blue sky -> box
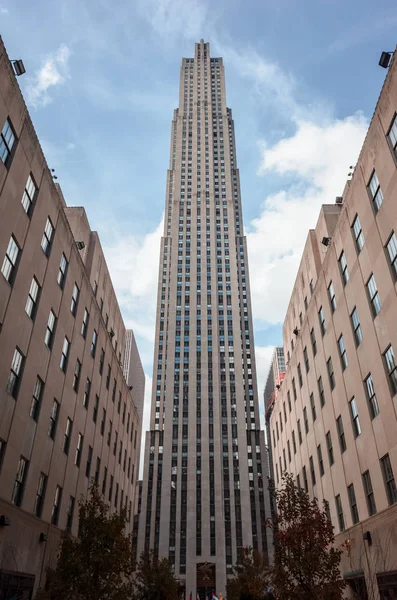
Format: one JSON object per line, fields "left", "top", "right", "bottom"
{"left": 2, "top": 0, "right": 397, "bottom": 443}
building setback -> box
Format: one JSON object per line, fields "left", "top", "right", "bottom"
{"left": 268, "top": 49, "right": 397, "bottom": 599}
{"left": 0, "top": 37, "right": 142, "bottom": 598}
{"left": 138, "top": 40, "right": 272, "bottom": 596}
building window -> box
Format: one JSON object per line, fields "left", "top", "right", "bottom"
{"left": 303, "top": 465, "right": 308, "bottom": 492}
{"left": 48, "top": 399, "right": 59, "bottom": 439}
{"left": 93, "top": 395, "right": 99, "bottom": 423}
{"left": 347, "top": 484, "right": 359, "bottom": 525}
{"left": 352, "top": 215, "right": 365, "bottom": 252}
{"left": 71, "top": 283, "right": 80, "bottom": 316}
{"left": 102, "top": 467, "right": 108, "bottom": 495}
{"left": 91, "top": 330, "right": 98, "bottom": 358}
{"left": 309, "top": 456, "right": 316, "bottom": 486}
{"left": 100, "top": 408, "right": 106, "bottom": 436}
{"left": 362, "top": 470, "right": 377, "bottom": 516}
{"left": 86, "top": 446, "right": 93, "bottom": 477}
{"left": 81, "top": 309, "right": 89, "bottom": 338}
{"left": 368, "top": 170, "right": 383, "bottom": 212}
{"left": 12, "top": 457, "right": 29, "bottom": 506}
{"left": 380, "top": 454, "right": 397, "bottom": 505}
{"left": 1, "top": 235, "right": 20, "bottom": 285}
{"left": 95, "top": 457, "right": 101, "bottom": 485}
{"left": 310, "top": 393, "right": 316, "bottom": 421}
{"left": 34, "top": 473, "right": 47, "bottom": 518}
{"left": 0, "top": 118, "right": 16, "bottom": 165}
{"left": 364, "top": 374, "right": 379, "bottom": 419}
{"left": 303, "top": 407, "right": 309, "bottom": 433}
{"left": 367, "top": 274, "right": 381, "bottom": 317}
{"left": 66, "top": 496, "right": 75, "bottom": 532}
{"left": 287, "top": 390, "right": 292, "bottom": 412}
{"left": 349, "top": 397, "right": 361, "bottom": 438}
{"left": 51, "top": 485, "right": 62, "bottom": 525}
{"left": 106, "top": 365, "right": 111, "bottom": 389}
{"left": 41, "top": 218, "right": 54, "bottom": 256}
{"left": 388, "top": 113, "right": 397, "bottom": 156}
{"left": 384, "top": 345, "right": 397, "bottom": 396}
{"left": 327, "top": 357, "right": 335, "bottom": 390}
{"left": 63, "top": 418, "right": 72, "bottom": 455}
{"left": 73, "top": 359, "right": 81, "bottom": 392}
{"left": 339, "top": 251, "right": 349, "bottom": 285}
{"left": 350, "top": 307, "right": 362, "bottom": 346}
{"left": 25, "top": 277, "right": 40, "bottom": 319}
{"left": 318, "top": 306, "right": 326, "bottom": 335}
{"left": 292, "top": 430, "right": 296, "bottom": 454}
{"left": 57, "top": 253, "right": 68, "bottom": 288}
{"left": 30, "top": 376, "right": 44, "bottom": 421}
{"left": 326, "top": 431, "right": 334, "bottom": 466}
{"left": 328, "top": 282, "right": 336, "bottom": 312}
{"left": 335, "top": 494, "right": 345, "bottom": 532}
{"left": 338, "top": 335, "right": 348, "bottom": 371}
{"left": 45, "top": 309, "right": 57, "bottom": 348}
{"left": 83, "top": 378, "right": 91, "bottom": 409}
{"left": 310, "top": 328, "right": 317, "bottom": 356}
{"left": 297, "top": 420, "right": 302, "bottom": 445}
{"left": 303, "top": 347, "right": 309, "bottom": 373}
{"left": 0, "top": 439, "right": 6, "bottom": 473}
{"left": 386, "top": 232, "right": 397, "bottom": 278}
{"left": 318, "top": 375, "right": 325, "bottom": 407}
{"left": 60, "top": 337, "right": 70, "bottom": 372}
{"left": 75, "top": 433, "right": 83, "bottom": 466}
{"left": 297, "top": 363, "right": 303, "bottom": 387}
{"left": 7, "top": 348, "right": 24, "bottom": 398}
{"left": 292, "top": 377, "right": 297, "bottom": 400}
{"left": 336, "top": 416, "right": 346, "bottom": 453}
{"left": 107, "top": 420, "right": 112, "bottom": 446}
{"left": 21, "top": 174, "right": 37, "bottom": 216}
{"left": 99, "top": 349, "right": 105, "bottom": 375}
{"left": 317, "top": 445, "right": 324, "bottom": 476}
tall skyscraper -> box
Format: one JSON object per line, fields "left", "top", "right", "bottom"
{"left": 138, "top": 40, "right": 271, "bottom": 595}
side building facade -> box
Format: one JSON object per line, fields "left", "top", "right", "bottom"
{"left": 269, "top": 51, "right": 397, "bottom": 599}
{"left": 0, "top": 37, "right": 142, "bottom": 598}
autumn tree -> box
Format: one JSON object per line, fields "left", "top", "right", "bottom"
{"left": 227, "top": 547, "right": 271, "bottom": 600}
{"left": 134, "top": 549, "right": 181, "bottom": 600}
{"left": 268, "top": 473, "right": 345, "bottom": 600}
{"left": 35, "top": 483, "right": 134, "bottom": 600}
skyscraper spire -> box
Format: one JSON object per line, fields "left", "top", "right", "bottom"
{"left": 138, "top": 40, "right": 272, "bottom": 596}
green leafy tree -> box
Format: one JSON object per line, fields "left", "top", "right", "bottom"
{"left": 268, "top": 473, "right": 346, "bottom": 600}
{"left": 227, "top": 547, "right": 271, "bottom": 600}
{"left": 134, "top": 549, "right": 181, "bottom": 600}
{"left": 35, "top": 483, "right": 134, "bottom": 600}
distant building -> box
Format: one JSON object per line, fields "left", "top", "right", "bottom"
{"left": 124, "top": 329, "right": 145, "bottom": 431}
{"left": 269, "top": 49, "right": 397, "bottom": 598}
{"left": 264, "top": 347, "right": 286, "bottom": 414}
{"left": 264, "top": 347, "right": 285, "bottom": 517}
{"left": 0, "top": 36, "right": 142, "bottom": 598}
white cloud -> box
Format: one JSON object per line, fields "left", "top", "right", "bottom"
{"left": 247, "top": 114, "right": 368, "bottom": 326}
{"left": 139, "top": 373, "right": 152, "bottom": 477}
{"left": 136, "top": 0, "right": 208, "bottom": 40}
{"left": 26, "top": 44, "right": 71, "bottom": 108}
{"left": 102, "top": 221, "right": 164, "bottom": 478}
{"left": 103, "top": 218, "right": 163, "bottom": 334}
{"left": 0, "top": 7, "right": 9, "bottom": 14}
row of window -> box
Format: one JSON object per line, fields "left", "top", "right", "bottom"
{"left": 275, "top": 342, "right": 397, "bottom": 456}
{"left": 7, "top": 451, "right": 133, "bottom": 529}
